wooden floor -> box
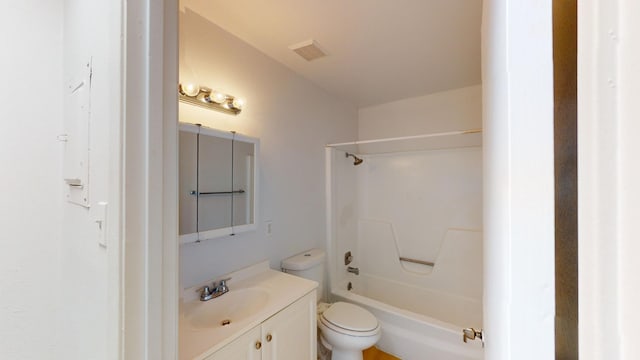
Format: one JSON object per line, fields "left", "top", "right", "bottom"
{"left": 363, "top": 346, "right": 401, "bottom": 360}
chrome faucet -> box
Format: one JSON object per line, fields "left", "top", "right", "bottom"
{"left": 347, "top": 266, "right": 360, "bottom": 275}
{"left": 215, "top": 278, "right": 230, "bottom": 294}
{"left": 200, "top": 277, "right": 231, "bottom": 301}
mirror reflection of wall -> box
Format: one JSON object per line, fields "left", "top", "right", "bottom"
{"left": 178, "top": 123, "right": 258, "bottom": 243}
{"left": 232, "top": 140, "right": 254, "bottom": 227}
{"left": 179, "top": 130, "right": 198, "bottom": 235}
{"left": 198, "top": 135, "right": 233, "bottom": 232}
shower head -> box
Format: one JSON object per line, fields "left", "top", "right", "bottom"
{"left": 345, "top": 152, "right": 363, "bottom": 166}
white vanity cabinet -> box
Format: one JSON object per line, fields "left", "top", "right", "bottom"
{"left": 261, "top": 291, "right": 316, "bottom": 360}
{"left": 204, "top": 326, "right": 262, "bottom": 360}
{"left": 204, "top": 291, "right": 316, "bottom": 360}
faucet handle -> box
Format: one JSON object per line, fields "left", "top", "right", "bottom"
{"left": 216, "top": 277, "right": 232, "bottom": 293}
{"left": 199, "top": 285, "right": 213, "bottom": 301}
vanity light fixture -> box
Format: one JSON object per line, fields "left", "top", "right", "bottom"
{"left": 232, "top": 98, "right": 245, "bottom": 110}
{"left": 178, "top": 83, "right": 244, "bottom": 115}
{"left": 181, "top": 83, "right": 201, "bottom": 97}
{"left": 208, "top": 91, "right": 227, "bottom": 104}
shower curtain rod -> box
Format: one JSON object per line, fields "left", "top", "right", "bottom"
{"left": 326, "top": 128, "right": 482, "bottom": 148}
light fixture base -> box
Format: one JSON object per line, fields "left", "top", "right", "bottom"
{"left": 178, "top": 84, "right": 242, "bottom": 115}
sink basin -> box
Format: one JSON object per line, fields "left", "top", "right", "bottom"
{"left": 185, "top": 288, "right": 270, "bottom": 329}
{"left": 179, "top": 263, "right": 319, "bottom": 360}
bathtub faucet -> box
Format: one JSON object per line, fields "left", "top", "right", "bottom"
{"left": 347, "top": 266, "right": 360, "bottom": 275}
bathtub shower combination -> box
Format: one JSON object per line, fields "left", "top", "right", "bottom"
{"left": 325, "top": 130, "right": 484, "bottom": 360}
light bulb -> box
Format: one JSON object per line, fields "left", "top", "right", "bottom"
{"left": 181, "top": 83, "right": 200, "bottom": 97}
{"left": 208, "top": 91, "right": 227, "bottom": 104}
{"left": 232, "top": 98, "right": 245, "bottom": 110}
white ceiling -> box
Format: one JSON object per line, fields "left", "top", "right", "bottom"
{"left": 181, "top": 0, "right": 482, "bottom": 107}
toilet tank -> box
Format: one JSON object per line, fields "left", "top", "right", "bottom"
{"left": 281, "top": 248, "right": 325, "bottom": 302}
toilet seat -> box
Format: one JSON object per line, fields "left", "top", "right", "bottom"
{"left": 319, "top": 302, "right": 380, "bottom": 337}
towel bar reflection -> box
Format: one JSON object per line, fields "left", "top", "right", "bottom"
{"left": 190, "top": 190, "right": 246, "bottom": 196}
{"left": 399, "top": 257, "right": 435, "bottom": 267}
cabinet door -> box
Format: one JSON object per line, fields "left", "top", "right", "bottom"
{"left": 205, "top": 326, "right": 262, "bottom": 360}
{"left": 262, "top": 291, "right": 316, "bottom": 360}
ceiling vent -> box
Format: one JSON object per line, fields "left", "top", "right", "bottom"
{"left": 289, "top": 39, "right": 327, "bottom": 61}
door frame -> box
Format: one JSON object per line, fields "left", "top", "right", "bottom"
{"left": 120, "top": 0, "right": 640, "bottom": 358}
{"left": 122, "top": 0, "right": 179, "bottom": 358}
{"left": 482, "top": 1, "right": 556, "bottom": 358}
{"left": 578, "top": 0, "right": 640, "bottom": 358}
{"left": 141, "top": 0, "right": 560, "bottom": 359}
{"left": 482, "top": 0, "right": 640, "bottom": 358}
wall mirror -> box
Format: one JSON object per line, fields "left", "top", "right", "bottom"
{"left": 179, "top": 123, "right": 258, "bottom": 244}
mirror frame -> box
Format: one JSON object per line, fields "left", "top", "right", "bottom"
{"left": 178, "top": 123, "right": 259, "bottom": 244}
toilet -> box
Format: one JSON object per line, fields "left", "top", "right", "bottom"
{"left": 281, "top": 249, "right": 381, "bottom": 360}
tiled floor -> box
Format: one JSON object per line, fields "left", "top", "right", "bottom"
{"left": 363, "top": 346, "right": 401, "bottom": 360}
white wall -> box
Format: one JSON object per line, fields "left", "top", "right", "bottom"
{"left": 0, "top": 1, "right": 122, "bottom": 359}
{"left": 0, "top": 2, "right": 63, "bottom": 359}
{"left": 483, "top": 0, "right": 555, "bottom": 359}
{"left": 358, "top": 85, "right": 482, "bottom": 140}
{"left": 59, "top": 0, "right": 122, "bottom": 358}
{"left": 617, "top": 1, "right": 640, "bottom": 357}
{"left": 178, "top": 8, "right": 358, "bottom": 288}
{"left": 579, "top": 0, "right": 640, "bottom": 358}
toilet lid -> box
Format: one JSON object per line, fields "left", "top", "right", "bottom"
{"left": 320, "top": 302, "right": 378, "bottom": 332}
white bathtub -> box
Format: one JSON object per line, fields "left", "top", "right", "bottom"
{"left": 336, "top": 227, "right": 484, "bottom": 359}
{"left": 331, "top": 286, "right": 483, "bottom": 360}
{"left": 325, "top": 141, "right": 484, "bottom": 359}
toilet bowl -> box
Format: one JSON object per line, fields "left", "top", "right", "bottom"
{"left": 281, "top": 249, "right": 381, "bottom": 360}
{"left": 317, "top": 302, "right": 381, "bottom": 360}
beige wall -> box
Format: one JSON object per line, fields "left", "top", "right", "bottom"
{"left": 178, "top": 8, "right": 358, "bottom": 288}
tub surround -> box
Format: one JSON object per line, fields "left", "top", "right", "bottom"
{"left": 326, "top": 130, "right": 484, "bottom": 358}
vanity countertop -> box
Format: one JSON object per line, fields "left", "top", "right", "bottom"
{"left": 179, "top": 261, "right": 317, "bottom": 360}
